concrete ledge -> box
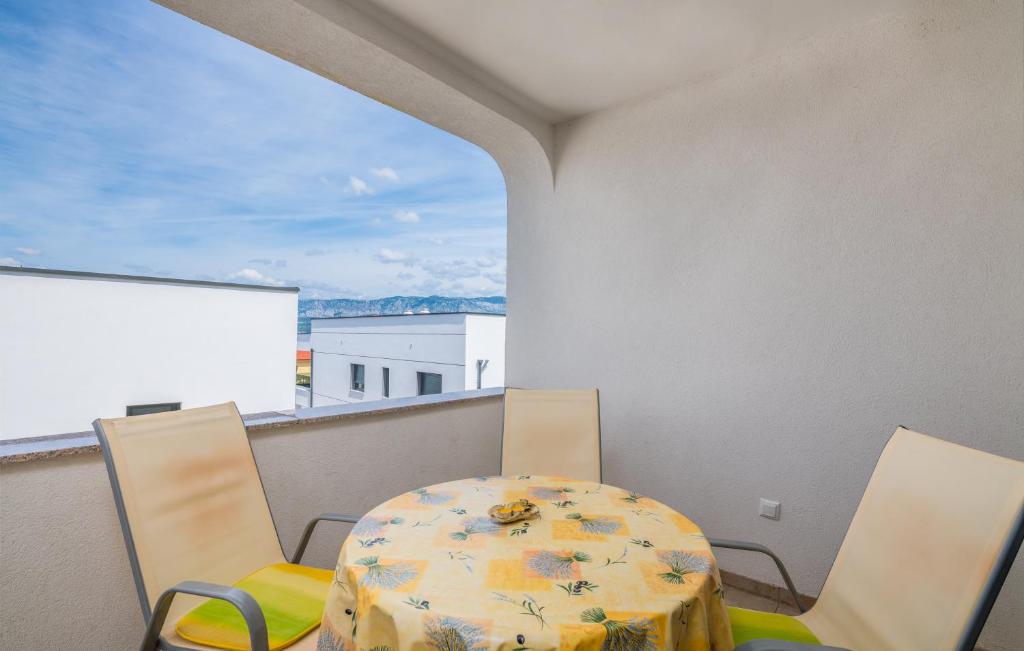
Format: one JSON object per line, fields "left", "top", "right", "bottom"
{"left": 0, "top": 431, "right": 103, "bottom": 465}
{"left": 0, "top": 265, "right": 300, "bottom": 293}
{"left": 0, "top": 387, "right": 505, "bottom": 464}
{"left": 247, "top": 387, "right": 505, "bottom": 431}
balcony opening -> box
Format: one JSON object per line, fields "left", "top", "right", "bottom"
{"left": 0, "top": 0, "right": 507, "bottom": 440}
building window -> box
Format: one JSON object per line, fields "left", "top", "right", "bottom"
{"left": 382, "top": 367, "right": 390, "bottom": 397}
{"left": 351, "top": 363, "right": 365, "bottom": 392}
{"left": 417, "top": 372, "right": 442, "bottom": 396}
{"left": 126, "top": 402, "right": 181, "bottom": 417}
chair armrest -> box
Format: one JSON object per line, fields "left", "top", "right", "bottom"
{"left": 736, "top": 641, "right": 851, "bottom": 651}
{"left": 291, "top": 513, "right": 362, "bottom": 564}
{"left": 141, "top": 580, "right": 268, "bottom": 651}
{"left": 708, "top": 538, "right": 807, "bottom": 613}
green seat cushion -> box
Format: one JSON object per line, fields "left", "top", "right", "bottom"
{"left": 728, "top": 606, "right": 821, "bottom": 647}
{"left": 176, "top": 562, "right": 333, "bottom": 651}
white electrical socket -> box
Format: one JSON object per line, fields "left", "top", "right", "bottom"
{"left": 759, "top": 498, "right": 781, "bottom": 520}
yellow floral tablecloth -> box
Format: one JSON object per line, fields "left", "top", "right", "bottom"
{"left": 319, "top": 476, "right": 733, "bottom": 651}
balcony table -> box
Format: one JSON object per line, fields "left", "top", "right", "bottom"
{"left": 319, "top": 475, "right": 733, "bottom": 651}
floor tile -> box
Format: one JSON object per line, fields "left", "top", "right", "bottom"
{"left": 724, "top": 588, "right": 781, "bottom": 613}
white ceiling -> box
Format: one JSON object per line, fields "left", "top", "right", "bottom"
{"left": 357, "top": 0, "right": 893, "bottom": 122}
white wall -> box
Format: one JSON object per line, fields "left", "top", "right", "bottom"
{"left": 505, "top": 3, "right": 1023, "bottom": 649}
{"left": 309, "top": 314, "right": 504, "bottom": 406}
{"left": 0, "top": 271, "right": 298, "bottom": 438}
{"left": 464, "top": 314, "right": 506, "bottom": 389}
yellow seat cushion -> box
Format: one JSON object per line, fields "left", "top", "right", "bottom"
{"left": 728, "top": 606, "right": 821, "bottom": 647}
{"left": 176, "top": 563, "right": 332, "bottom": 651}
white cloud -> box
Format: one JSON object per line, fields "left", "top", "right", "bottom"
{"left": 0, "top": 257, "right": 22, "bottom": 267}
{"left": 248, "top": 257, "right": 286, "bottom": 268}
{"left": 396, "top": 271, "right": 414, "bottom": 280}
{"left": 229, "top": 268, "right": 284, "bottom": 286}
{"left": 15, "top": 247, "right": 41, "bottom": 256}
{"left": 0, "top": 0, "right": 508, "bottom": 298}
{"left": 415, "top": 278, "right": 443, "bottom": 293}
{"left": 421, "top": 258, "right": 480, "bottom": 280}
{"left": 484, "top": 271, "right": 506, "bottom": 285}
{"left": 347, "top": 176, "right": 372, "bottom": 195}
{"left": 475, "top": 256, "right": 497, "bottom": 268}
{"left": 304, "top": 248, "right": 327, "bottom": 256}
{"left": 393, "top": 210, "right": 420, "bottom": 224}
{"left": 418, "top": 235, "right": 447, "bottom": 246}
{"left": 291, "top": 279, "right": 356, "bottom": 298}
{"left": 374, "top": 248, "right": 416, "bottom": 266}
{"left": 371, "top": 167, "right": 399, "bottom": 182}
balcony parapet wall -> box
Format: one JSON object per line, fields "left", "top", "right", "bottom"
{"left": 0, "top": 388, "right": 504, "bottom": 649}
{"left": 0, "top": 387, "right": 504, "bottom": 464}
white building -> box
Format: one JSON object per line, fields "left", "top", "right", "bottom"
{"left": 0, "top": 266, "right": 298, "bottom": 439}
{"left": 308, "top": 312, "right": 504, "bottom": 407}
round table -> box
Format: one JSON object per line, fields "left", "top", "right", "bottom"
{"left": 319, "top": 476, "right": 733, "bottom": 651}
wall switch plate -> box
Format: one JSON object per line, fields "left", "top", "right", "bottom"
{"left": 759, "top": 498, "right": 781, "bottom": 520}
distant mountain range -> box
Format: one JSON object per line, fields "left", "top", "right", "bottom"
{"left": 297, "top": 296, "right": 506, "bottom": 333}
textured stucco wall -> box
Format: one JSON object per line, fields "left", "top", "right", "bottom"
{"left": 0, "top": 397, "right": 502, "bottom": 650}
{"left": 8, "top": 0, "right": 1020, "bottom": 648}
{"left": 506, "top": 3, "right": 1023, "bottom": 649}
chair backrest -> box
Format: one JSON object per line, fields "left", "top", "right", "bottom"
{"left": 501, "top": 388, "right": 601, "bottom": 482}
{"left": 800, "top": 427, "right": 1024, "bottom": 651}
{"left": 94, "top": 402, "right": 285, "bottom": 625}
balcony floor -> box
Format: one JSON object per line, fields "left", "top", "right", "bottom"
{"left": 725, "top": 584, "right": 801, "bottom": 616}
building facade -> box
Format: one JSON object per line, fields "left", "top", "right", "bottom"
{"left": 308, "top": 313, "right": 504, "bottom": 407}
{"left": 0, "top": 266, "right": 298, "bottom": 439}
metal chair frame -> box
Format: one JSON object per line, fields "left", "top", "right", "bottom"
{"left": 719, "top": 432, "right": 1024, "bottom": 651}
{"left": 93, "top": 413, "right": 360, "bottom": 651}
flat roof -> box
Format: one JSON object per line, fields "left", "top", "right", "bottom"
{"left": 0, "top": 266, "right": 300, "bottom": 293}
{"left": 310, "top": 311, "right": 505, "bottom": 320}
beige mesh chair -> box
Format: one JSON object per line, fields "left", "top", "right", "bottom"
{"left": 94, "top": 402, "right": 358, "bottom": 651}
{"left": 501, "top": 388, "right": 601, "bottom": 482}
{"left": 716, "top": 427, "right": 1024, "bottom": 651}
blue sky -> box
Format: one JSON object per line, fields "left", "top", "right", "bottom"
{"left": 0, "top": 0, "right": 507, "bottom": 298}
